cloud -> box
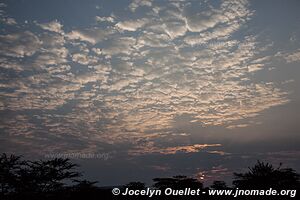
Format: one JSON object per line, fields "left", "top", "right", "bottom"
{"left": 163, "top": 20, "right": 187, "bottom": 38}
{"left": 129, "top": 0, "right": 152, "bottom": 12}
{"left": 116, "top": 18, "right": 149, "bottom": 31}
{"left": 137, "top": 32, "right": 170, "bottom": 47}
{"left": 38, "top": 20, "right": 64, "bottom": 34}
{"left": 130, "top": 68, "right": 145, "bottom": 77}
{"left": 285, "top": 50, "right": 300, "bottom": 63}
{"left": 34, "top": 50, "right": 68, "bottom": 67}
{"left": 184, "top": 23, "right": 241, "bottom": 45}
{"left": 129, "top": 143, "right": 222, "bottom": 155}
{"left": 72, "top": 53, "right": 97, "bottom": 65}
{"left": 247, "top": 64, "right": 264, "bottom": 72}
{"left": 184, "top": 9, "right": 222, "bottom": 33}
{"left": 109, "top": 78, "right": 139, "bottom": 91}
{"left": 66, "top": 28, "right": 115, "bottom": 44}
{"left": 154, "top": 6, "right": 187, "bottom": 38}
{"left": 0, "top": 31, "right": 41, "bottom": 57}
{"left": 33, "top": 33, "right": 69, "bottom": 69}
{"left": 95, "top": 16, "right": 115, "bottom": 23}
{"left": 102, "top": 37, "right": 136, "bottom": 55}
{"left": 0, "top": 57, "right": 23, "bottom": 71}
{"left": 2, "top": 17, "right": 17, "bottom": 25}
{"left": 0, "top": 0, "right": 293, "bottom": 157}
{"left": 183, "top": 0, "right": 251, "bottom": 33}
{"left": 207, "top": 151, "right": 231, "bottom": 156}
{"left": 40, "top": 33, "right": 66, "bottom": 47}
{"left": 0, "top": 3, "right": 17, "bottom": 25}
{"left": 226, "top": 124, "right": 249, "bottom": 129}
{"left": 160, "top": 144, "right": 222, "bottom": 155}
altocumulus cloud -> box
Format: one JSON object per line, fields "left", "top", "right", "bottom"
{"left": 0, "top": 0, "right": 297, "bottom": 158}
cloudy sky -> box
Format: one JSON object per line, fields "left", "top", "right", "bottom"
{"left": 1, "top": 0, "right": 300, "bottom": 185}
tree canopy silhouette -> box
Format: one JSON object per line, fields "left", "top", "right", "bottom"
{"left": 1, "top": 154, "right": 299, "bottom": 200}
{"left": 233, "top": 160, "right": 300, "bottom": 189}
{"left": 0, "top": 154, "right": 24, "bottom": 196}
{"left": 0, "top": 153, "right": 81, "bottom": 199}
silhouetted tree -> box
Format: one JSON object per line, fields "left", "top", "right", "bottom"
{"left": 16, "top": 158, "right": 80, "bottom": 196}
{"left": 2, "top": 153, "right": 300, "bottom": 200}
{"left": 0, "top": 153, "right": 81, "bottom": 199}
{"left": 0, "top": 154, "right": 24, "bottom": 197}
{"left": 233, "top": 161, "right": 300, "bottom": 189}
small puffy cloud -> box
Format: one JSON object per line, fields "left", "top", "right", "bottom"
{"left": 137, "top": 31, "right": 170, "bottom": 47}
{"left": 33, "top": 33, "right": 68, "bottom": 68}
{"left": 159, "top": 7, "right": 187, "bottom": 38}
{"left": 275, "top": 50, "right": 300, "bottom": 63}
{"left": 40, "top": 33, "right": 66, "bottom": 47}
{"left": 247, "top": 64, "right": 264, "bottom": 72}
{"left": 95, "top": 16, "right": 115, "bottom": 23}
{"left": 130, "top": 68, "right": 145, "bottom": 77}
{"left": 34, "top": 50, "right": 68, "bottom": 67}
{"left": 3, "top": 17, "right": 17, "bottom": 25}
{"left": 129, "top": 0, "right": 152, "bottom": 12}
{"left": 109, "top": 79, "right": 136, "bottom": 91}
{"left": 116, "top": 18, "right": 148, "bottom": 31}
{"left": 0, "top": 2, "right": 6, "bottom": 9}
{"left": 0, "top": 3, "right": 17, "bottom": 25}
{"left": 66, "top": 28, "right": 115, "bottom": 44}
{"left": 72, "top": 53, "right": 98, "bottom": 65}
{"left": 163, "top": 20, "right": 187, "bottom": 39}
{"left": 102, "top": 37, "right": 136, "bottom": 55}
{"left": 38, "top": 20, "right": 64, "bottom": 34}
{"left": 183, "top": 0, "right": 251, "bottom": 33}
{"left": 184, "top": 23, "right": 241, "bottom": 45}
{"left": 0, "top": 31, "right": 41, "bottom": 57}
{"left": 0, "top": 57, "right": 23, "bottom": 71}
{"left": 285, "top": 50, "right": 300, "bottom": 63}
{"left": 92, "top": 48, "right": 102, "bottom": 55}
{"left": 184, "top": 7, "right": 223, "bottom": 32}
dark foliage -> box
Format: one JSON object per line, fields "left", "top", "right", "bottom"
{"left": 124, "top": 181, "right": 146, "bottom": 190}
{"left": 1, "top": 154, "right": 299, "bottom": 200}
{"left": 0, "top": 153, "right": 81, "bottom": 199}
{"left": 233, "top": 160, "right": 300, "bottom": 189}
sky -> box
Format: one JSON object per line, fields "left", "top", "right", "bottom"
{"left": 0, "top": 0, "right": 300, "bottom": 186}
